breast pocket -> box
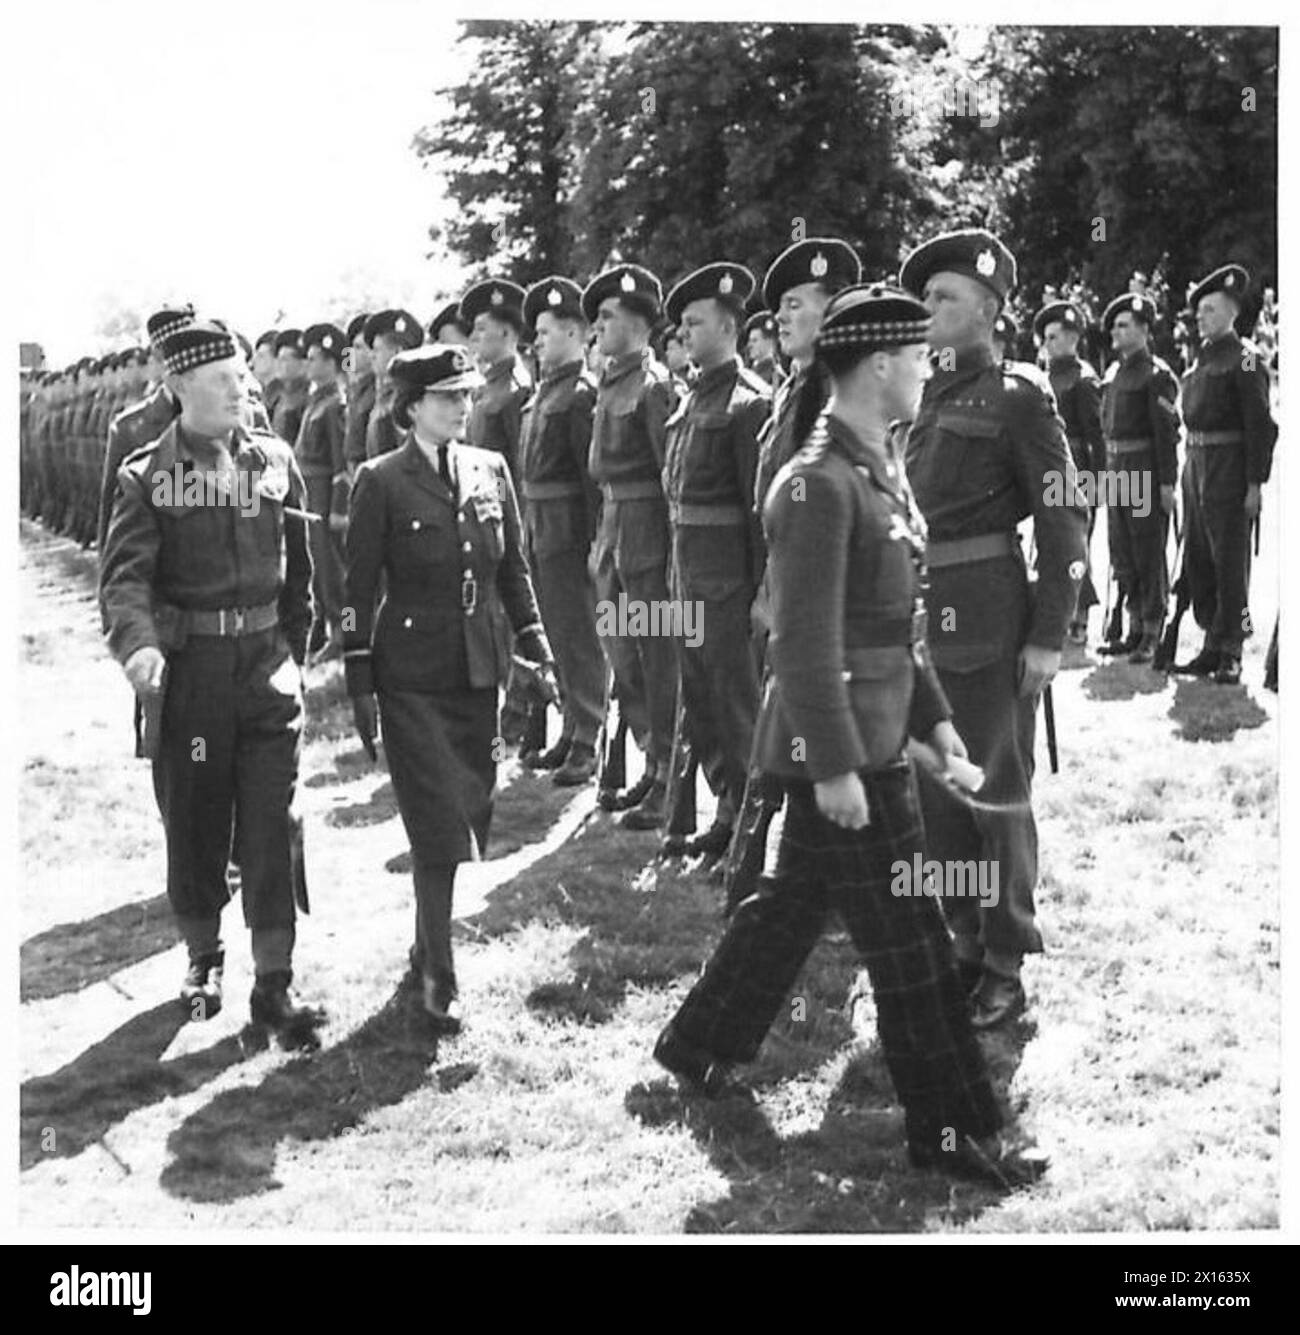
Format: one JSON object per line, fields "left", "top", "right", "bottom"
{"left": 929, "top": 411, "right": 1003, "bottom": 501}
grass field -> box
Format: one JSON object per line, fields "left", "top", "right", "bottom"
{"left": 17, "top": 517, "right": 1279, "bottom": 1234}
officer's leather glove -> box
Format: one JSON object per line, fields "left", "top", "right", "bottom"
{"left": 352, "top": 693, "right": 379, "bottom": 761}
{"left": 124, "top": 645, "right": 166, "bottom": 698}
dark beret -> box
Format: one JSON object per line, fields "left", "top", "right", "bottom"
{"left": 274, "top": 328, "right": 304, "bottom": 356}
{"left": 899, "top": 228, "right": 1017, "bottom": 305}
{"left": 814, "top": 284, "right": 932, "bottom": 352}
{"left": 427, "top": 301, "right": 470, "bottom": 341}
{"left": 762, "top": 238, "right": 861, "bottom": 310}
{"left": 1102, "top": 292, "right": 1158, "bottom": 333}
{"left": 255, "top": 328, "right": 280, "bottom": 351}
{"left": 346, "top": 313, "right": 371, "bottom": 344}
{"left": 302, "top": 322, "right": 348, "bottom": 364}
{"left": 363, "top": 309, "right": 423, "bottom": 351}
{"left": 1187, "top": 264, "right": 1250, "bottom": 310}
{"left": 459, "top": 280, "right": 527, "bottom": 333}
{"left": 160, "top": 321, "right": 239, "bottom": 376}
{"left": 146, "top": 305, "right": 196, "bottom": 350}
{"left": 665, "top": 262, "right": 755, "bottom": 325}
{"left": 1032, "top": 301, "right": 1085, "bottom": 341}
{"left": 745, "top": 309, "right": 779, "bottom": 339}
{"left": 581, "top": 264, "right": 663, "bottom": 324}
{"left": 523, "top": 276, "right": 585, "bottom": 331}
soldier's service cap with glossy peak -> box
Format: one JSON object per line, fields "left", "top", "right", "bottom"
{"left": 428, "top": 301, "right": 470, "bottom": 340}
{"left": 745, "top": 309, "right": 779, "bottom": 339}
{"left": 1032, "top": 300, "right": 1085, "bottom": 340}
{"left": 523, "top": 277, "right": 585, "bottom": 331}
{"left": 346, "top": 313, "right": 371, "bottom": 344}
{"left": 388, "top": 343, "right": 484, "bottom": 396}
{"left": 146, "top": 304, "right": 196, "bottom": 352}
{"left": 1187, "top": 264, "right": 1250, "bottom": 310}
{"left": 762, "top": 238, "right": 861, "bottom": 310}
{"left": 581, "top": 264, "right": 663, "bottom": 324}
{"left": 900, "top": 228, "right": 1017, "bottom": 305}
{"left": 813, "top": 284, "right": 932, "bottom": 351}
{"left": 363, "top": 309, "right": 424, "bottom": 351}
{"left": 665, "top": 262, "right": 755, "bottom": 325}
{"left": 302, "top": 322, "right": 348, "bottom": 363}
{"left": 160, "top": 322, "right": 239, "bottom": 376}
{"left": 1102, "top": 292, "right": 1157, "bottom": 333}
{"left": 459, "top": 280, "right": 527, "bottom": 332}
{"left": 993, "top": 311, "right": 1019, "bottom": 344}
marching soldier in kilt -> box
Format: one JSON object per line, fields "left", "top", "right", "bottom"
{"left": 1097, "top": 292, "right": 1180, "bottom": 663}
{"left": 517, "top": 276, "right": 605, "bottom": 785}
{"left": 1174, "top": 264, "right": 1277, "bottom": 685}
{"left": 901, "top": 228, "right": 1087, "bottom": 1030}
{"left": 99, "top": 321, "right": 323, "bottom": 1046}
{"left": 98, "top": 307, "right": 194, "bottom": 555}
{"left": 344, "top": 345, "right": 557, "bottom": 1033}
{"left": 582, "top": 263, "right": 679, "bottom": 826}
{"left": 661, "top": 262, "right": 771, "bottom": 859}
{"left": 1035, "top": 300, "right": 1105, "bottom": 645}
{"left": 363, "top": 308, "right": 424, "bottom": 460}
{"left": 460, "top": 279, "right": 532, "bottom": 482}
{"left": 654, "top": 285, "right": 1045, "bottom": 1189}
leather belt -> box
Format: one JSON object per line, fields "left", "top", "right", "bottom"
{"left": 1106, "top": 437, "right": 1153, "bottom": 456}
{"left": 1187, "top": 430, "right": 1244, "bottom": 448}
{"left": 926, "top": 532, "right": 1019, "bottom": 569}
{"left": 600, "top": 480, "right": 663, "bottom": 502}
{"left": 179, "top": 599, "right": 279, "bottom": 637}
{"left": 522, "top": 480, "right": 585, "bottom": 500}
{"left": 669, "top": 502, "right": 747, "bottom": 526}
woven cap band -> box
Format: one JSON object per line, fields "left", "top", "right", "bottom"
{"left": 162, "top": 329, "right": 238, "bottom": 375}
{"left": 816, "top": 318, "right": 932, "bottom": 348}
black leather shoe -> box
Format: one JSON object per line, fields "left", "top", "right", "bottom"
{"left": 552, "top": 741, "right": 597, "bottom": 786}
{"left": 1098, "top": 632, "right": 1141, "bottom": 657}
{"left": 525, "top": 736, "right": 571, "bottom": 771}
{"left": 1213, "top": 655, "right": 1242, "bottom": 685}
{"left": 970, "top": 973, "right": 1026, "bottom": 1030}
{"left": 620, "top": 781, "right": 668, "bottom": 830}
{"left": 419, "top": 977, "right": 462, "bottom": 1036}
{"left": 653, "top": 1027, "right": 741, "bottom": 1097}
{"left": 180, "top": 951, "right": 224, "bottom": 1020}
{"left": 1127, "top": 633, "right": 1157, "bottom": 664}
{"left": 1173, "top": 647, "right": 1221, "bottom": 677}
{"left": 605, "top": 769, "right": 657, "bottom": 813}
{"left": 909, "top": 1133, "right": 1049, "bottom": 1190}
{"left": 249, "top": 971, "right": 326, "bottom": 1049}
{"left": 685, "top": 821, "right": 734, "bottom": 860}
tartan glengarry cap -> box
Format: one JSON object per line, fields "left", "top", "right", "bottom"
{"left": 303, "top": 322, "right": 347, "bottom": 361}
{"left": 665, "top": 262, "right": 755, "bottom": 325}
{"left": 523, "top": 277, "right": 585, "bottom": 331}
{"left": 1033, "top": 300, "right": 1085, "bottom": 341}
{"left": 1188, "top": 264, "right": 1250, "bottom": 310}
{"left": 459, "top": 280, "right": 526, "bottom": 331}
{"left": 762, "top": 238, "right": 861, "bottom": 310}
{"left": 274, "top": 328, "right": 304, "bottom": 356}
{"left": 813, "top": 284, "right": 932, "bottom": 351}
{"left": 900, "top": 228, "right": 1018, "bottom": 305}
{"left": 346, "top": 313, "right": 371, "bottom": 344}
{"left": 388, "top": 343, "right": 484, "bottom": 396}
{"left": 1102, "top": 292, "right": 1157, "bottom": 333}
{"left": 581, "top": 264, "right": 663, "bottom": 324}
{"left": 160, "top": 321, "right": 239, "bottom": 376}
{"left": 146, "top": 304, "right": 197, "bottom": 352}
{"left": 364, "top": 308, "right": 424, "bottom": 351}
{"left": 428, "top": 300, "right": 469, "bottom": 340}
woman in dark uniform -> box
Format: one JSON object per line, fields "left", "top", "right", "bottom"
{"left": 653, "top": 287, "right": 1046, "bottom": 1188}
{"left": 344, "top": 345, "right": 557, "bottom": 1034}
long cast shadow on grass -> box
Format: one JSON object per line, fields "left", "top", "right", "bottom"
{"left": 1080, "top": 661, "right": 1168, "bottom": 702}
{"left": 20, "top": 1002, "right": 245, "bottom": 1170}
{"left": 1168, "top": 677, "right": 1267, "bottom": 743}
{"left": 160, "top": 987, "right": 470, "bottom": 1203}
{"left": 21, "top": 893, "right": 177, "bottom": 1002}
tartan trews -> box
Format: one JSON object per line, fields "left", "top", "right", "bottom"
{"left": 665, "top": 758, "right": 1001, "bottom": 1144}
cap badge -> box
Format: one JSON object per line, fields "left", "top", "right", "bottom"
{"left": 1224, "top": 273, "right": 1236, "bottom": 287}
{"left": 620, "top": 272, "right": 637, "bottom": 293}
{"left": 976, "top": 250, "right": 997, "bottom": 277}
{"left": 395, "top": 317, "right": 407, "bottom": 333}
{"left": 1131, "top": 296, "right": 1142, "bottom": 312}
{"left": 809, "top": 252, "right": 828, "bottom": 279}
{"left": 718, "top": 273, "right": 734, "bottom": 294}
{"left": 490, "top": 288, "right": 504, "bottom": 305}
{"left": 547, "top": 287, "right": 562, "bottom": 306}
{"left": 1068, "top": 559, "right": 1086, "bottom": 581}
{"left": 323, "top": 335, "right": 334, "bottom": 349}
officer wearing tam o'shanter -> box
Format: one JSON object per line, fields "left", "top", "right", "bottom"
{"left": 901, "top": 227, "right": 1087, "bottom": 1031}
{"left": 1035, "top": 300, "right": 1105, "bottom": 646}
{"left": 1096, "top": 291, "right": 1180, "bottom": 663}
{"left": 1172, "top": 264, "right": 1277, "bottom": 685}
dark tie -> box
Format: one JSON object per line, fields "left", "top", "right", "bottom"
{"left": 437, "top": 444, "right": 453, "bottom": 491}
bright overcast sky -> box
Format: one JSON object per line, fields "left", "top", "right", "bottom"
{"left": 11, "top": 0, "right": 472, "bottom": 363}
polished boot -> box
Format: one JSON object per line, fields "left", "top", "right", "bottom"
{"left": 552, "top": 740, "right": 597, "bottom": 786}
{"left": 620, "top": 780, "right": 668, "bottom": 830}
{"left": 249, "top": 970, "right": 326, "bottom": 1049}
{"left": 607, "top": 768, "right": 657, "bottom": 813}
{"left": 1173, "top": 645, "right": 1221, "bottom": 676}
{"left": 180, "top": 951, "right": 224, "bottom": 1020}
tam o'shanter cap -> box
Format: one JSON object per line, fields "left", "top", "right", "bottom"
{"left": 1187, "top": 264, "right": 1250, "bottom": 310}
{"left": 303, "top": 322, "right": 347, "bottom": 360}
{"left": 459, "top": 280, "right": 526, "bottom": 329}
{"left": 1102, "top": 292, "right": 1158, "bottom": 332}
{"left": 762, "top": 239, "right": 861, "bottom": 310}
{"left": 813, "top": 283, "right": 932, "bottom": 350}
{"left": 1033, "top": 301, "right": 1085, "bottom": 340}
{"left": 160, "top": 321, "right": 239, "bottom": 376}
{"left": 146, "top": 305, "right": 197, "bottom": 352}
{"left": 899, "top": 229, "right": 1017, "bottom": 305}
{"left": 523, "top": 277, "right": 585, "bottom": 331}
{"left": 364, "top": 309, "right": 424, "bottom": 351}
{"left": 581, "top": 264, "right": 663, "bottom": 324}
{"left": 665, "top": 262, "right": 755, "bottom": 325}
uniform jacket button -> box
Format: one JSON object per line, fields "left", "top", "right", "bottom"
{"left": 411, "top": 519, "right": 421, "bottom": 530}
{"left": 403, "top": 616, "right": 413, "bottom": 628}
{"left": 463, "top": 540, "right": 472, "bottom": 552}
